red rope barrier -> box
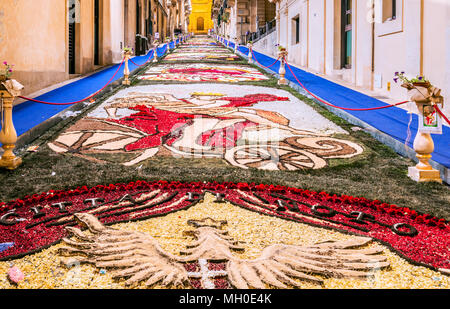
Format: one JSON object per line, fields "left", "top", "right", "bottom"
{"left": 251, "top": 49, "right": 280, "bottom": 69}
{"left": 284, "top": 58, "right": 409, "bottom": 111}
{"left": 434, "top": 104, "right": 450, "bottom": 126}
{"left": 128, "top": 49, "right": 155, "bottom": 67}
{"left": 18, "top": 58, "right": 125, "bottom": 106}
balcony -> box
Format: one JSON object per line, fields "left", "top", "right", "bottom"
{"left": 245, "top": 18, "right": 276, "bottom": 44}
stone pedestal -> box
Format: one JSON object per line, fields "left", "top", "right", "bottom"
{"left": 122, "top": 52, "right": 132, "bottom": 86}
{"left": 404, "top": 83, "right": 444, "bottom": 183}
{"left": 0, "top": 79, "right": 24, "bottom": 170}
{"left": 153, "top": 47, "right": 158, "bottom": 63}
{"left": 278, "top": 49, "right": 288, "bottom": 85}
{"left": 247, "top": 44, "right": 253, "bottom": 64}
{"left": 408, "top": 166, "right": 442, "bottom": 183}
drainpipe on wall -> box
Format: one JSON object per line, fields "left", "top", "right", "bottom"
{"left": 276, "top": 2, "right": 280, "bottom": 46}
{"left": 420, "top": 0, "right": 424, "bottom": 76}
{"left": 371, "top": 0, "right": 375, "bottom": 91}
{"left": 285, "top": 6, "right": 289, "bottom": 49}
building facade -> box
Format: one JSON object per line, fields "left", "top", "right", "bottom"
{"left": 212, "top": 0, "right": 276, "bottom": 43}
{"left": 214, "top": 0, "right": 450, "bottom": 118}
{"left": 0, "top": 0, "right": 191, "bottom": 97}
{"left": 189, "top": 0, "right": 214, "bottom": 34}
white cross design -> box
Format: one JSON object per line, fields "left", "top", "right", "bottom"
{"left": 187, "top": 259, "right": 228, "bottom": 289}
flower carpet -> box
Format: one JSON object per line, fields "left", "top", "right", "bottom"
{"left": 164, "top": 52, "right": 241, "bottom": 62}
{"left": 1, "top": 36, "right": 448, "bottom": 290}
{"left": 0, "top": 181, "right": 448, "bottom": 289}
{"left": 174, "top": 47, "right": 231, "bottom": 53}
{"left": 139, "top": 63, "right": 269, "bottom": 83}
{"left": 47, "top": 84, "right": 363, "bottom": 168}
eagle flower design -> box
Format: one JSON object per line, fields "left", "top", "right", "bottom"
{"left": 58, "top": 213, "right": 390, "bottom": 289}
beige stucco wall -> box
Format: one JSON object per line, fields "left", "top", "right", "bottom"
{"left": 0, "top": 0, "right": 68, "bottom": 95}
{"left": 0, "top": 0, "right": 151, "bottom": 98}
{"left": 1, "top": 0, "right": 189, "bottom": 99}
{"left": 110, "top": 0, "right": 126, "bottom": 63}
{"left": 422, "top": 0, "right": 449, "bottom": 116}
{"left": 78, "top": 0, "right": 94, "bottom": 74}
{"left": 189, "top": 0, "right": 214, "bottom": 34}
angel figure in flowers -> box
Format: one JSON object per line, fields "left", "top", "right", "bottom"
{"left": 48, "top": 91, "right": 363, "bottom": 170}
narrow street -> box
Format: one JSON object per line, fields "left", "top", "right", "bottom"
{"left": 0, "top": 35, "right": 449, "bottom": 291}
{"left": 49, "top": 36, "right": 363, "bottom": 170}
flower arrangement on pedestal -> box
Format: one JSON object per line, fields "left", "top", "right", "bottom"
{"left": 223, "top": 12, "right": 230, "bottom": 23}
{"left": 122, "top": 47, "right": 133, "bottom": 56}
{"left": 393, "top": 71, "right": 443, "bottom": 109}
{"left": 0, "top": 61, "right": 14, "bottom": 82}
{"left": 275, "top": 44, "right": 286, "bottom": 52}
{"left": 394, "top": 72, "right": 431, "bottom": 92}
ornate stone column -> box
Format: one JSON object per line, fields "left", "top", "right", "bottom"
{"left": 247, "top": 42, "right": 253, "bottom": 64}
{"left": 122, "top": 49, "right": 133, "bottom": 85}
{"left": 278, "top": 47, "right": 288, "bottom": 85}
{"left": 403, "top": 82, "right": 444, "bottom": 183}
{"left": 0, "top": 79, "right": 24, "bottom": 170}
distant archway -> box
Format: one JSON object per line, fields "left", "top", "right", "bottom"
{"left": 197, "top": 17, "right": 204, "bottom": 31}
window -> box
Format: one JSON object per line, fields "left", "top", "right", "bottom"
{"left": 292, "top": 16, "right": 300, "bottom": 45}
{"left": 94, "top": 0, "right": 100, "bottom": 65}
{"left": 68, "top": 0, "right": 79, "bottom": 74}
{"left": 382, "top": 0, "right": 397, "bottom": 22}
{"left": 341, "top": 0, "right": 352, "bottom": 69}
{"left": 375, "top": 0, "right": 402, "bottom": 36}
{"left": 197, "top": 17, "right": 204, "bottom": 31}
{"left": 136, "top": 0, "right": 141, "bottom": 34}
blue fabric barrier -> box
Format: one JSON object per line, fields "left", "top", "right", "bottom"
{"left": 156, "top": 43, "right": 168, "bottom": 57}
{"left": 237, "top": 45, "right": 249, "bottom": 55}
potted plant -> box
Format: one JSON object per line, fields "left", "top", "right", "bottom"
{"left": 394, "top": 71, "right": 430, "bottom": 87}
{"left": 276, "top": 44, "right": 286, "bottom": 52}
{"left": 394, "top": 72, "right": 435, "bottom": 103}
{"left": 122, "top": 47, "right": 133, "bottom": 56}
{"left": 223, "top": 12, "right": 230, "bottom": 23}
{"left": 0, "top": 61, "right": 14, "bottom": 82}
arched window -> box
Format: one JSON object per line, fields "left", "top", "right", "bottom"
{"left": 197, "top": 17, "right": 204, "bottom": 31}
